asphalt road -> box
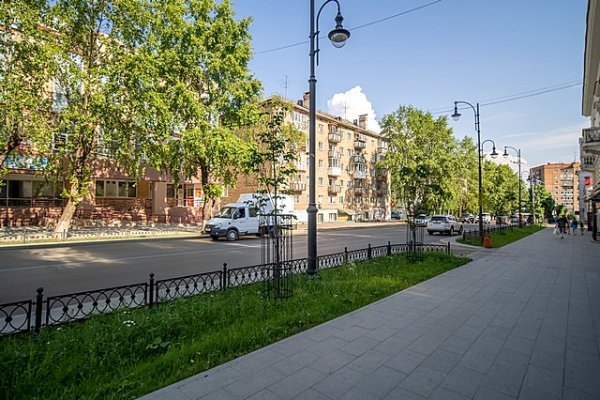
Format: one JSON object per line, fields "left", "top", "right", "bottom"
{"left": 0, "top": 224, "right": 470, "bottom": 303}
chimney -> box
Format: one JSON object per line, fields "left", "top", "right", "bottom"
{"left": 358, "top": 114, "right": 368, "bottom": 130}
{"left": 302, "top": 92, "right": 311, "bottom": 109}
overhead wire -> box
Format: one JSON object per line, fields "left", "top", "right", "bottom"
{"left": 254, "top": 0, "right": 443, "bottom": 55}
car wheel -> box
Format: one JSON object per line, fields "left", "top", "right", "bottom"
{"left": 226, "top": 229, "right": 238, "bottom": 241}
{"left": 449, "top": 227, "right": 454, "bottom": 236}
{"left": 428, "top": 231, "right": 433, "bottom": 235}
{"left": 210, "top": 235, "right": 219, "bottom": 241}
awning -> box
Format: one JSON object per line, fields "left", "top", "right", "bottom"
{"left": 337, "top": 209, "right": 359, "bottom": 215}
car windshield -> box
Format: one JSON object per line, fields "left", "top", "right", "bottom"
{"left": 217, "top": 206, "right": 236, "bottom": 218}
{"left": 431, "top": 216, "right": 446, "bottom": 222}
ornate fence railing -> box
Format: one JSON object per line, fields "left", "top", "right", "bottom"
{"left": 0, "top": 240, "right": 452, "bottom": 336}
{"left": 462, "top": 224, "right": 516, "bottom": 240}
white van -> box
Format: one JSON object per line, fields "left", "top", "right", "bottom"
{"left": 204, "top": 193, "right": 293, "bottom": 241}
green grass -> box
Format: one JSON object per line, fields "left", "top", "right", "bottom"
{"left": 457, "top": 225, "right": 545, "bottom": 248}
{"left": 0, "top": 252, "right": 469, "bottom": 400}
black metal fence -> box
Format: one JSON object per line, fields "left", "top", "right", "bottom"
{"left": 462, "top": 223, "right": 516, "bottom": 241}
{"left": 0, "top": 241, "right": 451, "bottom": 336}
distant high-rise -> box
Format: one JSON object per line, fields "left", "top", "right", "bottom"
{"left": 530, "top": 162, "right": 581, "bottom": 214}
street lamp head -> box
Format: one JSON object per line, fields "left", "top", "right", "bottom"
{"left": 328, "top": 13, "right": 350, "bottom": 48}
{"left": 502, "top": 146, "right": 509, "bottom": 158}
{"left": 490, "top": 146, "right": 499, "bottom": 159}
{"left": 451, "top": 103, "right": 461, "bottom": 121}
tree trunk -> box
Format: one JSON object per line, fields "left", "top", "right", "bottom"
{"left": 54, "top": 197, "right": 77, "bottom": 238}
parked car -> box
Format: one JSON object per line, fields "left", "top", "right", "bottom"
{"left": 427, "top": 215, "right": 463, "bottom": 235}
{"left": 474, "top": 213, "right": 492, "bottom": 224}
{"left": 460, "top": 213, "right": 475, "bottom": 223}
{"left": 414, "top": 214, "right": 430, "bottom": 226}
{"left": 497, "top": 215, "right": 510, "bottom": 225}
{"left": 391, "top": 210, "right": 404, "bottom": 220}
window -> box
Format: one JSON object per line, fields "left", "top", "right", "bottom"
{"left": 347, "top": 133, "right": 351, "bottom": 141}
{"left": 318, "top": 160, "right": 323, "bottom": 168}
{"left": 329, "top": 212, "right": 337, "bottom": 221}
{"left": 294, "top": 195, "right": 300, "bottom": 203}
{"left": 329, "top": 196, "right": 336, "bottom": 204}
{"left": 96, "top": 180, "right": 136, "bottom": 198}
{"left": 249, "top": 208, "right": 258, "bottom": 217}
{"left": 318, "top": 141, "right": 323, "bottom": 150}
{"left": 167, "top": 184, "right": 176, "bottom": 199}
{"left": 318, "top": 177, "right": 323, "bottom": 186}
{"left": 339, "top": 196, "right": 344, "bottom": 204}
{"left": 318, "top": 214, "right": 324, "bottom": 222}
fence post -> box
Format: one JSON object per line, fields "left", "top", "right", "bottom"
{"left": 368, "top": 244, "right": 372, "bottom": 259}
{"left": 34, "top": 287, "right": 44, "bottom": 333}
{"left": 344, "top": 247, "right": 348, "bottom": 264}
{"left": 447, "top": 241, "right": 451, "bottom": 254}
{"left": 148, "top": 273, "right": 155, "bottom": 308}
{"left": 387, "top": 241, "right": 391, "bottom": 256}
{"left": 222, "top": 263, "right": 228, "bottom": 292}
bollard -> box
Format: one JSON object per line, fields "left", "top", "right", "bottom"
{"left": 368, "top": 244, "right": 372, "bottom": 259}
{"left": 34, "top": 287, "right": 44, "bottom": 333}
{"left": 344, "top": 247, "right": 348, "bottom": 264}
{"left": 148, "top": 273, "right": 155, "bottom": 307}
{"left": 222, "top": 263, "right": 228, "bottom": 291}
{"left": 387, "top": 241, "right": 391, "bottom": 256}
{"left": 447, "top": 241, "right": 451, "bottom": 254}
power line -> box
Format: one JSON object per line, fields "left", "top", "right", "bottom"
{"left": 429, "top": 80, "right": 582, "bottom": 115}
{"left": 254, "top": 0, "right": 443, "bottom": 55}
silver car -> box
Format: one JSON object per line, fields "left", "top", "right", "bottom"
{"left": 427, "top": 215, "right": 463, "bottom": 235}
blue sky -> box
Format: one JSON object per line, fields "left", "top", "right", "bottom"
{"left": 232, "top": 0, "right": 588, "bottom": 170}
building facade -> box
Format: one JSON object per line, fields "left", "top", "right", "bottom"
{"left": 581, "top": 0, "right": 600, "bottom": 240}
{"left": 530, "top": 162, "right": 581, "bottom": 215}
{"left": 221, "top": 93, "right": 390, "bottom": 223}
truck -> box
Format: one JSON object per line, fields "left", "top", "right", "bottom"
{"left": 204, "top": 193, "right": 294, "bottom": 241}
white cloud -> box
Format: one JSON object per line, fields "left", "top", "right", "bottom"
{"left": 326, "top": 86, "right": 381, "bottom": 133}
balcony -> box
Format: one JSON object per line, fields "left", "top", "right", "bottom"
{"left": 294, "top": 160, "right": 307, "bottom": 171}
{"left": 328, "top": 166, "right": 342, "bottom": 177}
{"left": 354, "top": 170, "right": 367, "bottom": 180}
{"left": 328, "top": 150, "right": 340, "bottom": 159}
{"left": 289, "top": 182, "right": 306, "bottom": 192}
{"left": 355, "top": 133, "right": 367, "bottom": 142}
{"left": 582, "top": 127, "right": 600, "bottom": 155}
{"left": 328, "top": 184, "right": 342, "bottom": 194}
{"left": 354, "top": 140, "right": 366, "bottom": 149}
{"left": 328, "top": 132, "right": 343, "bottom": 143}
{"left": 354, "top": 187, "right": 364, "bottom": 195}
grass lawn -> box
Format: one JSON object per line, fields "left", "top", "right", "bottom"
{"left": 0, "top": 252, "right": 469, "bottom": 400}
{"left": 457, "top": 225, "right": 545, "bottom": 248}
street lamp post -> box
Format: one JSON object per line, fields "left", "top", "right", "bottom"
{"left": 520, "top": 170, "right": 533, "bottom": 224}
{"left": 451, "top": 102, "right": 498, "bottom": 244}
{"left": 503, "top": 146, "right": 522, "bottom": 227}
{"left": 307, "top": 0, "right": 350, "bottom": 275}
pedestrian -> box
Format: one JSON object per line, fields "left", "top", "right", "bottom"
{"left": 571, "top": 217, "right": 578, "bottom": 236}
{"left": 579, "top": 220, "right": 585, "bottom": 235}
{"left": 557, "top": 216, "right": 568, "bottom": 239}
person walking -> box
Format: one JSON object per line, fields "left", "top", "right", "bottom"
{"left": 580, "top": 220, "right": 585, "bottom": 235}
{"left": 557, "top": 216, "right": 568, "bottom": 239}
{"left": 571, "top": 217, "right": 578, "bottom": 236}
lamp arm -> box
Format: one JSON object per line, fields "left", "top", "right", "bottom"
{"left": 314, "top": 0, "right": 342, "bottom": 65}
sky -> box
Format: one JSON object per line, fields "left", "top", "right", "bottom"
{"left": 231, "top": 0, "right": 589, "bottom": 172}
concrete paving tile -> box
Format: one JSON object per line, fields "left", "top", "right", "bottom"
{"left": 440, "top": 334, "right": 475, "bottom": 355}
{"left": 374, "top": 334, "right": 413, "bottom": 355}
{"left": 230, "top": 349, "right": 286, "bottom": 375}
{"left": 362, "top": 325, "right": 398, "bottom": 341}
{"left": 383, "top": 387, "right": 427, "bottom": 400}
{"left": 291, "top": 388, "right": 330, "bottom": 400}
{"left": 177, "top": 367, "right": 242, "bottom": 399}
{"left": 397, "top": 366, "right": 446, "bottom": 398}
{"left": 517, "top": 385, "right": 561, "bottom": 400}
{"left": 268, "top": 367, "right": 326, "bottom": 399}
{"left": 454, "top": 323, "right": 484, "bottom": 340}
{"left": 341, "top": 386, "right": 381, "bottom": 400}
{"left": 563, "top": 386, "right": 600, "bottom": 400}
{"left": 566, "top": 349, "right": 600, "bottom": 371}
{"left": 305, "top": 336, "right": 349, "bottom": 356}
{"left": 407, "top": 336, "right": 444, "bottom": 356}
{"left": 334, "top": 325, "right": 371, "bottom": 342}
{"left": 440, "top": 365, "right": 486, "bottom": 398}
{"left": 397, "top": 324, "right": 429, "bottom": 341}
{"left": 473, "top": 386, "right": 516, "bottom": 400}
{"left": 270, "top": 350, "right": 321, "bottom": 375}
{"left": 421, "top": 348, "right": 462, "bottom": 374}
{"left": 471, "top": 334, "right": 505, "bottom": 355}
{"left": 529, "top": 348, "right": 564, "bottom": 374}
{"left": 224, "top": 367, "right": 285, "bottom": 398}
{"left": 493, "top": 349, "right": 530, "bottom": 372}
{"left": 138, "top": 388, "right": 192, "bottom": 400}
{"left": 270, "top": 335, "right": 319, "bottom": 357}
{"left": 524, "top": 362, "right": 564, "bottom": 395}
{"left": 198, "top": 389, "right": 237, "bottom": 400}
{"left": 565, "top": 364, "right": 600, "bottom": 396}
{"left": 341, "top": 336, "right": 380, "bottom": 356}
{"left": 567, "top": 335, "right": 599, "bottom": 355}
{"left": 483, "top": 324, "right": 513, "bottom": 341}
{"left": 346, "top": 349, "right": 391, "bottom": 374}
{"left": 503, "top": 335, "right": 535, "bottom": 356}
{"left": 457, "top": 348, "right": 497, "bottom": 373}
{"left": 480, "top": 365, "right": 526, "bottom": 397}
{"left": 312, "top": 367, "right": 365, "bottom": 399}
{"left": 246, "top": 389, "right": 284, "bottom": 400}
{"left": 384, "top": 348, "right": 428, "bottom": 375}
{"left": 430, "top": 386, "right": 471, "bottom": 400}
{"left": 311, "top": 349, "right": 356, "bottom": 374}
{"left": 356, "top": 365, "right": 407, "bottom": 398}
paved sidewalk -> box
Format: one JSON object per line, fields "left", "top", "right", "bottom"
{"left": 139, "top": 228, "right": 600, "bottom": 400}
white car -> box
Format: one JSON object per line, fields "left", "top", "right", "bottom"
{"left": 414, "top": 214, "right": 430, "bottom": 227}
{"left": 427, "top": 215, "right": 463, "bottom": 235}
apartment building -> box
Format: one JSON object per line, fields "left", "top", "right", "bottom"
{"left": 581, "top": 0, "right": 600, "bottom": 240}
{"left": 222, "top": 93, "right": 390, "bottom": 223}
{"left": 530, "top": 162, "right": 581, "bottom": 215}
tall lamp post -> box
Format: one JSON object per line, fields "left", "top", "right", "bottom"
{"left": 521, "top": 170, "right": 533, "bottom": 224}
{"left": 452, "top": 102, "right": 498, "bottom": 244}
{"left": 307, "top": 0, "right": 350, "bottom": 275}
{"left": 503, "top": 146, "right": 522, "bottom": 227}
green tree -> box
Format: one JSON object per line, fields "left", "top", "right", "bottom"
{"left": 481, "top": 161, "right": 520, "bottom": 217}
{"left": 46, "top": 0, "right": 161, "bottom": 234}
{"left": 534, "top": 183, "right": 553, "bottom": 221}
{"left": 450, "top": 137, "right": 478, "bottom": 215}
{"left": 379, "top": 105, "right": 458, "bottom": 218}
{"left": 143, "top": 0, "right": 262, "bottom": 222}
{"left": 0, "top": 1, "right": 55, "bottom": 177}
